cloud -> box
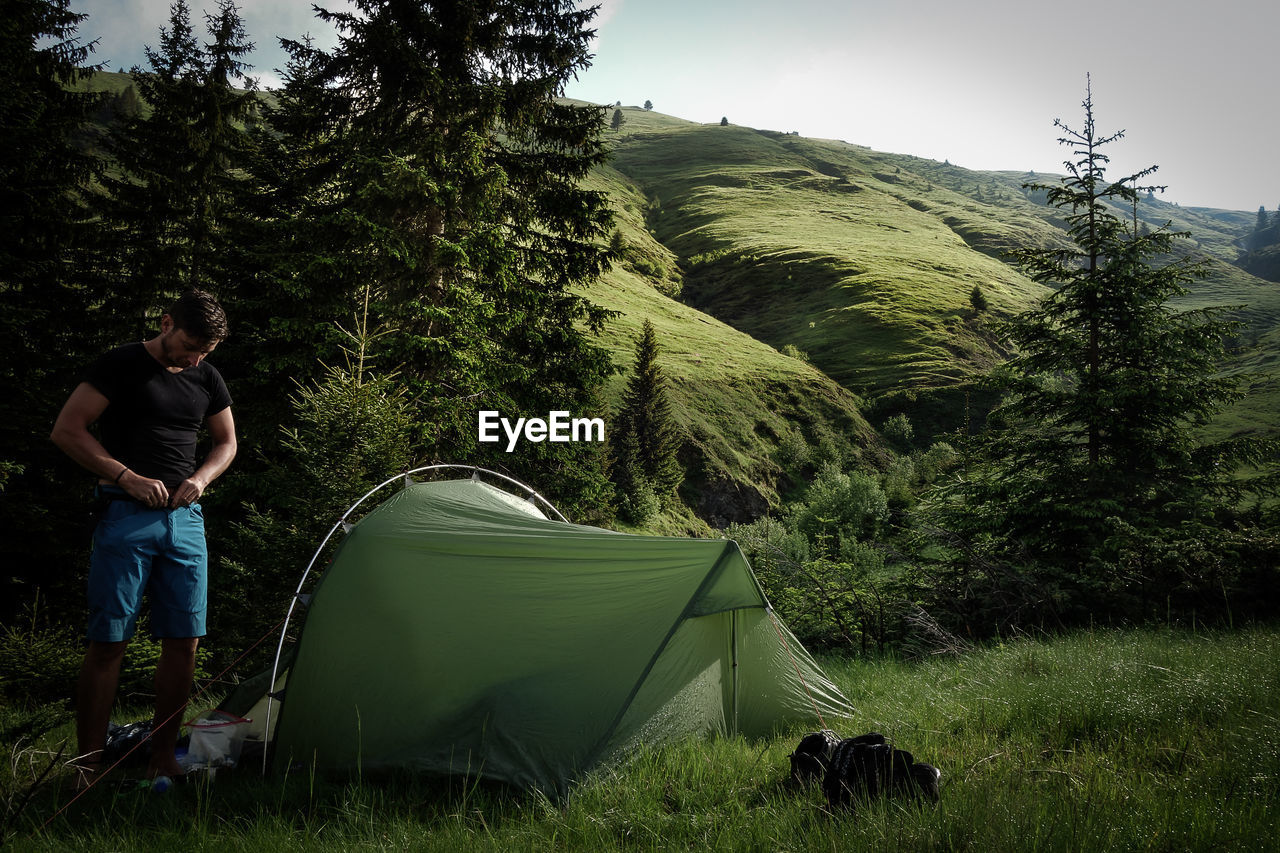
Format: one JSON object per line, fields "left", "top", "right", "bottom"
{"left": 75, "top": 0, "right": 172, "bottom": 70}
{"left": 591, "top": 0, "right": 624, "bottom": 29}
{"left": 74, "top": 0, "right": 350, "bottom": 83}
{"left": 581, "top": 0, "right": 622, "bottom": 55}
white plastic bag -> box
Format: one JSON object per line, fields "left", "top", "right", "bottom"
{"left": 183, "top": 711, "right": 251, "bottom": 769}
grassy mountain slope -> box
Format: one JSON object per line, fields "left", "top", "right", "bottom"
{"left": 605, "top": 116, "right": 1051, "bottom": 436}
{"left": 598, "top": 106, "right": 1280, "bottom": 447}
{"left": 582, "top": 159, "right": 880, "bottom": 527}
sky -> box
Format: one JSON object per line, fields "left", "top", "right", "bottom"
{"left": 73, "top": 0, "right": 1278, "bottom": 212}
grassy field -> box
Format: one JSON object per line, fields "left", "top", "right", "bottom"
{"left": 6, "top": 625, "right": 1277, "bottom": 851}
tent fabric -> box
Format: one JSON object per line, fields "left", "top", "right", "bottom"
{"left": 268, "top": 478, "right": 853, "bottom": 792}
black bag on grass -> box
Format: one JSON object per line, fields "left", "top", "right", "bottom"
{"left": 102, "top": 720, "right": 153, "bottom": 767}
{"left": 788, "top": 729, "right": 842, "bottom": 786}
{"left": 821, "top": 732, "right": 940, "bottom": 809}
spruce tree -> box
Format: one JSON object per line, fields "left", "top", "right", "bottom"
{"left": 0, "top": 0, "right": 104, "bottom": 383}
{"left": 611, "top": 320, "right": 683, "bottom": 515}
{"left": 93, "top": 0, "right": 260, "bottom": 337}
{"left": 224, "top": 34, "right": 347, "bottom": 442}
{"left": 921, "top": 80, "right": 1277, "bottom": 628}
{"left": 969, "top": 284, "right": 988, "bottom": 314}
{"left": 214, "top": 294, "right": 417, "bottom": 657}
{"left": 1004, "top": 84, "right": 1248, "bottom": 532}
{"left": 266, "top": 0, "right": 617, "bottom": 513}
{"left": 0, "top": 0, "right": 105, "bottom": 620}
{"left": 609, "top": 421, "right": 656, "bottom": 523}
{"left": 0, "top": 0, "right": 103, "bottom": 429}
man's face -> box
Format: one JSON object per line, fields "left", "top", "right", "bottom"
{"left": 159, "top": 316, "right": 219, "bottom": 369}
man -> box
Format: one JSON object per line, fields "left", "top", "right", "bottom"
{"left": 51, "top": 289, "right": 237, "bottom": 784}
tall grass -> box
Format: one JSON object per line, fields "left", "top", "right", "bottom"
{"left": 7, "top": 625, "right": 1278, "bottom": 851}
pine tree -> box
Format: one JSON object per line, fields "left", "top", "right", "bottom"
{"left": 265, "top": 0, "right": 617, "bottom": 513}
{"left": 611, "top": 108, "right": 625, "bottom": 131}
{"left": 93, "top": 0, "right": 261, "bottom": 337}
{"left": 193, "top": 0, "right": 261, "bottom": 279}
{"left": 611, "top": 320, "right": 683, "bottom": 515}
{"left": 1005, "top": 84, "right": 1248, "bottom": 525}
{"left": 0, "top": 0, "right": 104, "bottom": 386}
{"left": 969, "top": 284, "right": 988, "bottom": 314}
{"left": 921, "top": 80, "right": 1277, "bottom": 628}
{"left": 222, "top": 34, "right": 348, "bottom": 443}
{"left": 214, "top": 291, "right": 417, "bottom": 656}
{"left": 0, "top": 0, "right": 106, "bottom": 621}
{"left": 608, "top": 421, "right": 656, "bottom": 523}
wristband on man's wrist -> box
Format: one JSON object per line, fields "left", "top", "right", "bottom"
{"left": 113, "top": 465, "right": 129, "bottom": 484}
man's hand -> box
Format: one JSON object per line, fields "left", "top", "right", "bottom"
{"left": 168, "top": 476, "right": 206, "bottom": 508}
{"left": 120, "top": 470, "right": 170, "bottom": 509}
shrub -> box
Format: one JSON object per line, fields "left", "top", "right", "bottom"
{"left": 779, "top": 343, "right": 809, "bottom": 363}
{"left": 915, "top": 441, "right": 959, "bottom": 485}
{"left": 619, "top": 480, "right": 660, "bottom": 525}
{"left": 881, "top": 413, "right": 913, "bottom": 450}
{"left": 788, "top": 462, "right": 889, "bottom": 547}
{"left": 0, "top": 599, "right": 209, "bottom": 709}
{"left": 775, "top": 426, "right": 811, "bottom": 476}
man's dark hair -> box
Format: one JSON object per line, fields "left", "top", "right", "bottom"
{"left": 167, "top": 289, "right": 229, "bottom": 342}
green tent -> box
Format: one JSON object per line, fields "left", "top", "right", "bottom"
{"left": 253, "top": 472, "right": 852, "bottom": 793}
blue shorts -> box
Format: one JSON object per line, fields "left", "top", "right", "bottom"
{"left": 87, "top": 495, "right": 208, "bottom": 642}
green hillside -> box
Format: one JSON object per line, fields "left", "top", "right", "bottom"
{"left": 609, "top": 124, "right": 1050, "bottom": 395}
{"left": 583, "top": 160, "right": 880, "bottom": 528}
{"left": 592, "top": 105, "right": 1280, "bottom": 453}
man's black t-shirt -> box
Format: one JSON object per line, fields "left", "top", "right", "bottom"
{"left": 84, "top": 343, "right": 233, "bottom": 491}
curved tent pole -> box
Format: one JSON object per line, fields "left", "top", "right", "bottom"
{"left": 260, "top": 464, "right": 568, "bottom": 773}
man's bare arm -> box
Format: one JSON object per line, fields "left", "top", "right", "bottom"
{"left": 172, "top": 406, "right": 237, "bottom": 507}
{"left": 50, "top": 383, "right": 119, "bottom": 480}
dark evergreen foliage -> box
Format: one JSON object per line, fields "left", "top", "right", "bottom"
{"left": 1234, "top": 202, "right": 1280, "bottom": 282}
{"left": 0, "top": 0, "right": 105, "bottom": 621}
{"left": 916, "top": 82, "right": 1280, "bottom": 632}
{"left": 92, "top": 0, "right": 261, "bottom": 337}
{"left": 969, "top": 284, "right": 988, "bottom": 314}
{"left": 250, "top": 0, "right": 617, "bottom": 516}
{"left": 610, "top": 320, "right": 683, "bottom": 519}
{"left": 214, "top": 312, "right": 417, "bottom": 662}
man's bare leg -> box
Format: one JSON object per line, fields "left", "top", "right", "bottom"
{"left": 147, "top": 636, "right": 198, "bottom": 778}
{"left": 76, "top": 640, "right": 128, "bottom": 785}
